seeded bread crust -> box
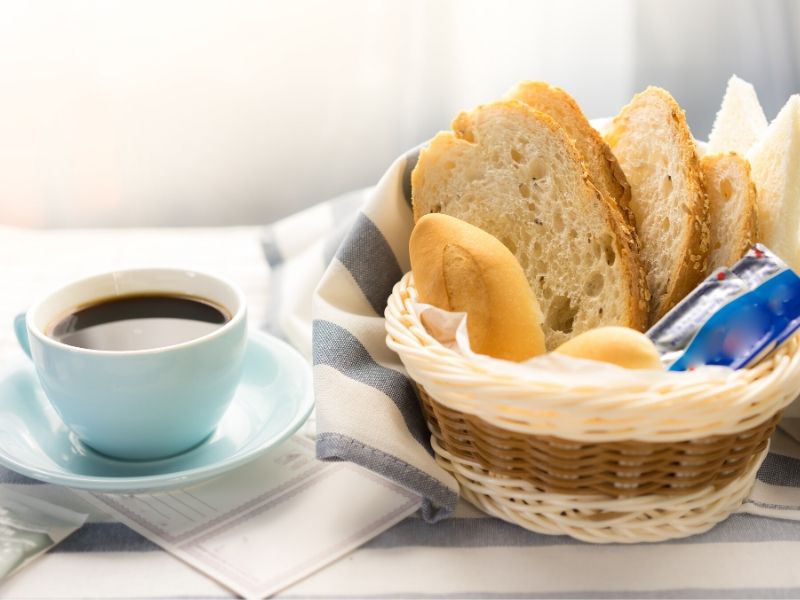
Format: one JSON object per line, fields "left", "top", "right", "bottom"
{"left": 701, "top": 152, "right": 758, "bottom": 270}
{"left": 506, "top": 81, "right": 636, "bottom": 235}
{"left": 605, "top": 87, "right": 710, "bottom": 321}
{"left": 411, "top": 100, "right": 647, "bottom": 348}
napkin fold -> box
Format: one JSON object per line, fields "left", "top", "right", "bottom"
{"left": 261, "top": 146, "right": 800, "bottom": 524}
{"left": 311, "top": 149, "right": 459, "bottom": 521}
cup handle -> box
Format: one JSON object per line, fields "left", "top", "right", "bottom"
{"left": 14, "top": 313, "right": 32, "bottom": 359}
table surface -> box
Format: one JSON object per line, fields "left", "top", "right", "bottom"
{"left": 2, "top": 225, "right": 800, "bottom": 600}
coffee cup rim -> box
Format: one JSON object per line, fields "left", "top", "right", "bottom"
{"left": 25, "top": 267, "right": 247, "bottom": 356}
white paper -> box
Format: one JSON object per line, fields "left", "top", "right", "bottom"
{"left": 415, "top": 301, "right": 735, "bottom": 387}
{"left": 73, "top": 436, "right": 420, "bottom": 599}
{"left": 0, "top": 489, "right": 87, "bottom": 581}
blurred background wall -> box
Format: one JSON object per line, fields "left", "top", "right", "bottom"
{"left": 0, "top": 0, "right": 797, "bottom": 227}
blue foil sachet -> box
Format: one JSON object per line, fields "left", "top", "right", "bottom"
{"left": 731, "top": 245, "right": 786, "bottom": 288}
{"left": 646, "top": 267, "right": 749, "bottom": 365}
{"left": 647, "top": 244, "right": 800, "bottom": 371}
{"left": 669, "top": 268, "right": 800, "bottom": 371}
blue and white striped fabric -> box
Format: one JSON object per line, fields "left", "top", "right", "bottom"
{"left": 2, "top": 182, "right": 800, "bottom": 597}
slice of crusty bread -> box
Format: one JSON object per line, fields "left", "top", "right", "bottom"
{"left": 409, "top": 213, "right": 546, "bottom": 361}
{"left": 506, "top": 81, "right": 636, "bottom": 231}
{"left": 747, "top": 95, "right": 800, "bottom": 271}
{"left": 701, "top": 152, "right": 758, "bottom": 270}
{"left": 707, "top": 75, "right": 768, "bottom": 156}
{"left": 411, "top": 100, "right": 647, "bottom": 348}
{"left": 604, "top": 87, "right": 709, "bottom": 321}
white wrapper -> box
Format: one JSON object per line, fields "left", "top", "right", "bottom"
{"left": 416, "top": 302, "right": 737, "bottom": 388}
{"left": 0, "top": 488, "right": 87, "bottom": 580}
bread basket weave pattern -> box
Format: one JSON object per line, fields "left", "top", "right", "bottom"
{"left": 385, "top": 272, "right": 800, "bottom": 543}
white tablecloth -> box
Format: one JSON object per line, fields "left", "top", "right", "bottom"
{"left": 2, "top": 221, "right": 800, "bottom": 599}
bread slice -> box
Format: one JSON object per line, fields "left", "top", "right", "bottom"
{"left": 747, "top": 95, "right": 800, "bottom": 271}
{"left": 506, "top": 81, "right": 636, "bottom": 231}
{"left": 411, "top": 100, "right": 647, "bottom": 348}
{"left": 707, "top": 75, "right": 768, "bottom": 156}
{"left": 409, "top": 213, "right": 546, "bottom": 361}
{"left": 701, "top": 152, "right": 758, "bottom": 270}
{"left": 604, "top": 87, "right": 709, "bottom": 321}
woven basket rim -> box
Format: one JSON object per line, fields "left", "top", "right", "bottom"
{"left": 385, "top": 272, "right": 800, "bottom": 441}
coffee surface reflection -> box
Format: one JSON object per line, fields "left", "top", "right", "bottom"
{"left": 49, "top": 294, "right": 230, "bottom": 351}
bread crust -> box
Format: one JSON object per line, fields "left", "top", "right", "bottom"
{"left": 506, "top": 81, "right": 636, "bottom": 235}
{"left": 600, "top": 178, "right": 650, "bottom": 331}
{"left": 411, "top": 100, "right": 648, "bottom": 345}
{"left": 605, "top": 87, "right": 710, "bottom": 320}
{"left": 701, "top": 152, "right": 758, "bottom": 270}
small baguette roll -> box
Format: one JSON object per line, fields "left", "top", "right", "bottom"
{"left": 409, "top": 213, "right": 546, "bottom": 361}
{"left": 553, "top": 326, "right": 663, "bottom": 370}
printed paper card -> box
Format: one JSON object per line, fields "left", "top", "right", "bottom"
{"left": 74, "top": 436, "right": 420, "bottom": 599}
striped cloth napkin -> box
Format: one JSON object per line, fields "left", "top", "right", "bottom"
{"left": 301, "top": 146, "right": 800, "bottom": 524}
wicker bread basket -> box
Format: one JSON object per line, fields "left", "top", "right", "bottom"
{"left": 385, "top": 272, "right": 800, "bottom": 543}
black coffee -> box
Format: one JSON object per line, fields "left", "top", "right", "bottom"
{"left": 49, "top": 294, "right": 230, "bottom": 351}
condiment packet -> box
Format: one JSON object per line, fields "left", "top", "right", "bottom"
{"left": 0, "top": 488, "right": 87, "bottom": 580}
{"left": 669, "top": 267, "right": 800, "bottom": 371}
{"left": 646, "top": 267, "right": 750, "bottom": 364}
{"left": 731, "top": 244, "right": 787, "bottom": 288}
{"left": 646, "top": 244, "right": 800, "bottom": 371}
{"left": 646, "top": 245, "right": 788, "bottom": 363}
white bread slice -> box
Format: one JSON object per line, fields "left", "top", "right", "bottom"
{"left": 604, "top": 87, "right": 709, "bottom": 321}
{"left": 701, "top": 152, "right": 758, "bottom": 270}
{"left": 747, "top": 95, "right": 800, "bottom": 271}
{"left": 505, "top": 81, "right": 636, "bottom": 231}
{"left": 411, "top": 100, "right": 647, "bottom": 348}
{"left": 707, "top": 75, "right": 768, "bottom": 156}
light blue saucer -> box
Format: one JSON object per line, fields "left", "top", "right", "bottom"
{"left": 0, "top": 330, "right": 314, "bottom": 492}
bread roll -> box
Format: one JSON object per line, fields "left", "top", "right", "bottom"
{"left": 553, "top": 326, "right": 663, "bottom": 370}
{"left": 409, "top": 213, "right": 546, "bottom": 361}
